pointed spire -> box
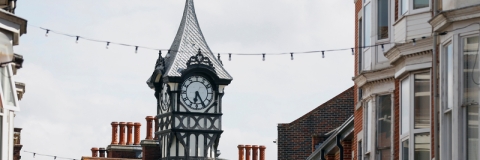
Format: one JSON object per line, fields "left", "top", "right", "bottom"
{"left": 162, "top": 0, "right": 232, "bottom": 80}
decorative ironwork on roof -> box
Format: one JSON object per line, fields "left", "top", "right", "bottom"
{"left": 163, "top": 0, "right": 232, "bottom": 80}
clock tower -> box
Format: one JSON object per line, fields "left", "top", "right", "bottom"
{"left": 146, "top": 0, "right": 233, "bottom": 159}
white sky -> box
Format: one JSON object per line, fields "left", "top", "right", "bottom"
{"left": 13, "top": 0, "right": 354, "bottom": 159}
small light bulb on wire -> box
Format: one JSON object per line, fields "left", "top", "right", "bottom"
{"left": 106, "top": 42, "right": 110, "bottom": 49}
{"left": 381, "top": 44, "right": 384, "bottom": 52}
{"left": 262, "top": 53, "right": 265, "bottom": 61}
{"left": 229, "top": 53, "right": 232, "bottom": 61}
{"left": 322, "top": 51, "right": 325, "bottom": 58}
{"left": 412, "top": 39, "right": 416, "bottom": 46}
{"left": 159, "top": 50, "right": 162, "bottom": 57}
{"left": 290, "top": 53, "right": 294, "bottom": 60}
{"left": 217, "top": 53, "right": 221, "bottom": 61}
{"left": 135, "top": 46, "right": 138, "bottom": 54}
{"left": 76, "top": 36, "right": 79, "bottom": 44}
{"left": 351, "top": 48, "right": 354, "bottom": 55}
{"left": 45, "top": 30, "right": 49, "bottom": 37}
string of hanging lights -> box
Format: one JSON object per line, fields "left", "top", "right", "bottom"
{"left": 24, "top": 150, "right": 77, "bottom": 160}
{"left": 29, "top": 24, "right": 453, "bottom": 61}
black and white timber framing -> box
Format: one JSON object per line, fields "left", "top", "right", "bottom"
{"left": 146, "top": 0, "right": 232, "bottom": 159}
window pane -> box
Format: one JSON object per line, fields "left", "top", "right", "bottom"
{"left": 414, "top": 133, "right": 430, "bottom": 160}
{"left": 462, "top": 36, "right": 479, "bottom": 160}
{"left": 401, "top": 0, "right": 408, "bottom": 14}
{"left": 402, "top": 78, "right": 410, "bottom": 134}
{"left": 446, "top": 44, "right": 454, "bottom": 109}
{"left": 359, "top": 18, "right": 363, "bottom": 73}
{"left": 377, "top": 95, "right": 392, "bottom": 160}
{"left": 402, "top": 140, "right": 409, "bottom": 160}
{"left": 414, "top": 73, "right": 430, "bottom": 129}
{"left": 377, "top": 0, "right": 389, "bottom": 39}
{"left": 413, "top": 0, "right": 429, "bottom": 9}
{"left": 445, "top": 113, "right": 453, "bottom": 159}
{"left": 0, "top": 65, "right": 15, "bottom": 106}
{"left": 364, "top": 4, "right": 371, "bottom": 47}
{"left": 358, "top": 141, "right": 363, "bottom": 160}
{"left": 366, "top": 100, "right": 372, "bottom": 151}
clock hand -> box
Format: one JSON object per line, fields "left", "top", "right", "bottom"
{"left": 195, "top": 91, "right": 206, "bottom": 108}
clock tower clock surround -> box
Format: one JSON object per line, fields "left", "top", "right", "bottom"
{"left": 146, "top": 0, "right": 233, "bottom": 159}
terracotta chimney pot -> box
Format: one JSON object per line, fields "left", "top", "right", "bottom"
{"left": 252, "top": 145, "right": 259, "bottom": 160}
{"left": 91, "top": 147, "right": 99, "bottom": 157}
{"left": 238, "top": 145, "right": 245, "bottom": 160}
{"left": 119, "top": 122, "right": 127, "bottom": 145}
{"left": 145, "top": 116, "right": 154, "bottom": 140}
{"left": 134, "top": 122, "right": 141, "bottom": 145}
{"left": 259, "top": 145, "right": 266, "bottom": 160}
{"left": 127, "top": 122, "right": 134, "bottom": 145}
{"left": 245, "top": 145, "right": 252, "bottom": 160}
{"left": 110, "top": 122, "right": 119, "bottom": 145}
{"left": 154, "top": 116, "right": 159, "bottom": 140}
{"left": 99, "top": 148, "right": 106, "bottom": 158}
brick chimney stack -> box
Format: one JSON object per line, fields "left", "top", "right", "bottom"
{"left": 111, "top": 122, "right": 119, "bottom": 145}
{"left": 259, "top": 145, "right": 266, "bottom": 160}
{"left": 91, "top": 147, "right": 99, "bottom": 157}
{"left": 252, "top": 145, "right": 258, "bottom": 160}
{"left": 99, "top": 148, "right": 106, "bottom": 158}
{"left": 238, "top": 145, "right": 245, "bottom": 160}
{"left": 134, "top": 122, "right": 141, "bottom": 145}
{"left": 238, "top": 144, "right": 266, "bottom": 160}
{"left": 119, "top": 122, "right": 127, "bottom": 145}
{"left": 145, "top": 116, "right": 154, "bottom": 140}
{"left": 245, "top": 145, "right": 252, "bottom": 160}
{"left": 127, "top": 122, "right": 134, "bottom": 145}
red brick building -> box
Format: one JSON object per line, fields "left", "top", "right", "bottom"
{"left": 277, "top": 87, "right": 354, "bottom": 160}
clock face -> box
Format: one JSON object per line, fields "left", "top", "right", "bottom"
{"left": 181, "top": 75, "right": 214, "bottom": 110}
{"left": 160, "top": 84, "right": 170, "bottom": 112}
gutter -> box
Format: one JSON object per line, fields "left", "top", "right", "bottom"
{"left": 336, "top": 134, "right": 344, "bottom": 160}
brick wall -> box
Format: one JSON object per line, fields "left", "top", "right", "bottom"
{"left": 353, "top": 0, "right": 362, "bottom": 159}
{"left": 343, "top": 140, "right": 352, "bottom": 160}
{"left": 394, "top": 79, "right": 400, "bottom": 160}
{"left": 277, "top": 87, "right": 354, "bottom": 160}
{"left": 142, "top": 145, "right": 161, "bottom": 160}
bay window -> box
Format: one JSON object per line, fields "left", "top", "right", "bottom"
{"left": 377, "top": 0, "right": 389, "bottom": 40}
{"left": 400, "top": 72, "right": 431, "bottom": 160}
{"left": 401, "top": 0, "right": 408, "bottom": 15}
{"left": 364, "top": 3, "right": 371, "bottom": 47}
{"left": 462, "top": 35, "right": 480, "bottom": 160}
{"left": 366, "top": 100, "right": 372, "bottom": 153}
{"left": 441, "top": 42, "right": 453, "bottom": 159}
{"left": 0, "top": 64, "right": 18, "bottom": 111}
{"left": 376, "top": 95, "right": 392, "bottom": 159}
{"left": 413, "top": 0, "right": 429, "bottom": 9}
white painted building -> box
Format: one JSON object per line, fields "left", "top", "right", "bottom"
{"left": 0, "top": 1, "right": 27, "bottom": 160}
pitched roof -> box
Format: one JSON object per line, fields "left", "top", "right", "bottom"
{"left": 163, "top": 0, "right": 232, "bottom": 80}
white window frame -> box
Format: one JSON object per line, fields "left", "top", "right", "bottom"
{"left": 364, "top": 98, "right": 373, "bottom": 159}
{"left": 0, "top": 64, "right": 20, "bottom": 111}
{"left": 363, "top": 0, "right": 373, "bottom": 71}
{"left": 374, "top": 0, "right": 391, "bottom": 43}
{"left": 375, "top": 93, "right": 394, "bottom": 160}
{"left": 440, "top": 40, "right": 454, "bottom": 160}
{"left": 398, "top": 0, "right": 409, "bottom": 17}
{"left": 399, "top": 71, "right": 431, "bottom": 160}
{"left": 458, "top": 33, "right": 480, "bottom": 160}
{"left": 0, "top": 109, "right": 3, "bottom": 160}
{"left": 409, "top": 0, "right": 430, "bottom": 15}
